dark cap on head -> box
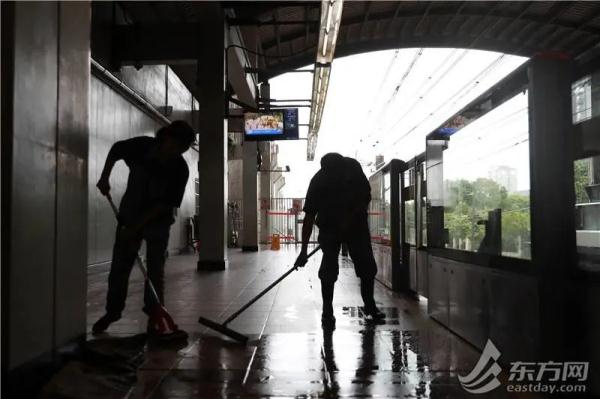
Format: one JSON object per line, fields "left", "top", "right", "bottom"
{"left": 157, "top": 120, "right": 196, "bottom": 146}
{"left": 320, "top": 152, "right": 344, "bottom": 171}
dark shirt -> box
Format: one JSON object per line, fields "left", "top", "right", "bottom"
{"left": 303, "top": 169, "right": 345, "bottom": 233}
{"left": 303, "top": 158, "right": 372, "bottom": 235}
{"left": 114, "top": 136, "right": 189, "bottom": 226}
{"left": 344, "top": 157, "right": 371, "bottom": 213}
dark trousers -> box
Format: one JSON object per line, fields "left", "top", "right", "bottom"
{"left": 318, "top": 226, "right": 377, "bottom": 283}
{"left": 318, "top": 221, "right": 378, "bottom": 312}
{"left": 105, "top": 224, "right": 170, "bottom": 317}
{"left": 321, "top": 277, "right": 377, "bottom": 314}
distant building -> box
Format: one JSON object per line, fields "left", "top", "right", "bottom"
{"left": 489, "top": 165, "right": 518, "bottom": 193}
{"left": 375, "top": 155, "right": 385, "bottom": 169}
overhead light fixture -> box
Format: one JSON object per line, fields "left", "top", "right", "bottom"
{"left": 307, "top": 0, "right": 344, "bottom": 161}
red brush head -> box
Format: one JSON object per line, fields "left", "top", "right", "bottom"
{"left": 149, "top": 305, "right": 179, "bottom": 334}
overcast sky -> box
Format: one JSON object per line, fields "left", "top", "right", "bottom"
{"left": 269, "top": 48, "right": 528, "bottom": 198}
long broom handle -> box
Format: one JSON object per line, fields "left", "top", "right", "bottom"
{"left": 223, "top": 245, "right": 321, "bottom": 325}
{"left": 106, "top": 195, "right": 162, "bottom": 304}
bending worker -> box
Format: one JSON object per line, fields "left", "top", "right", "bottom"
{"left": 93, "top": 120, "right": 195, "bottom": 334}
{"left": 295, "top": 153, "right": 386, "bottom": 329}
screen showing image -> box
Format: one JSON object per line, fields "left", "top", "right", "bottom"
{"left": 283, "top": 108, "right": 299, "bottom": 140}
{"left": 244, "top": 112, "right": 284, "bottom": 136}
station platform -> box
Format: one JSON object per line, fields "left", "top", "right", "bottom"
{"left": 42, "top": 246, "right": 523, "bottom": 398}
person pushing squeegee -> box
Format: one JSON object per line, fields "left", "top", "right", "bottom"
{"left": 198, "top": 154, "right": 386, "bottom": 343}
{"left": 198, "top": 246, "right": 321, "bottom": 344}
{"left": 92, "top": 121, "right": 195, "bottom": 341}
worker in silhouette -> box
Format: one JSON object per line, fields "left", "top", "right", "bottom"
{"left": 295, "top": 153, "right": 385, "bottom": 329}
{"left": 93, "top": 120, "right": 195, "bottom": 334}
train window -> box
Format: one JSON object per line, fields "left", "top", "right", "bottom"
{"left": 419, "top": 162, "right": 427, "bottom": 247}
{"left": 404, "top": 167, "right": 417, "bottom": 246}
{"left": 571, "top": 71, "right": 600, "bottom": 124}
{"left": 441, "top": 92, "right": 531, "bottom": 259}
{"left": 369, "top": 172, "right": 391, "bottom": 245}
{"left": 575, "top": 156, "right": 600, "bottom": 269}
{"left": 383, "top": 171, "right": 391, "bottom": 242}
{"left": 405, "top": 199, "right": 416, "bottom": 245}
{"left": 421, "top": 197, "right": 427, "bottom": 247}
{"left": 572, "top": 76, "right": 592, "bottom": 124}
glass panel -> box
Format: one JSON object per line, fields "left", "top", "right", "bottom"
{"left": 575, "top": 156, "right": 600, "bottom": 261}
{"left": 369, "top": 172, "right": 389, "bottom": 245}
{"left": 403, "top": 168, "right": 415, "bottom": 187}
{"left": 421, "top": 196, "right": 428, "bottom": 247}
{"left": 404, "top": 166, "right": 416, "bottom": 245}
{"left": 442, "top": 92, "right": 531, "bottom": 259}
{"left": 571, "top": 72, "right": 600, "bottom": 124}
{"left": 419, "top": 162, "right": 428, "bottom": 247}
{"left": 405, "top": 200, "right": 416, "bottom": 245}
{"left": 572, "top": 76, "right": 592, "bottom": 124}
{"left": 383, "top": 171, "right": 391, "bottom": 243}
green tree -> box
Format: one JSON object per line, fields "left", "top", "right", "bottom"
{"left": 502, "top": 209, "right": 530, "bottom": 253}
{"left": 574, "top": 159, "right": 591, "bottom": 204}
{"left": 444, "top": 177, "right": 530, "bottom": 257}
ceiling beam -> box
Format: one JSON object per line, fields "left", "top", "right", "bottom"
{"left": 260, "top": 4, "right": 600, "bottom": 52}
{"left": 550, "top": 7, "right": 600, "bottom": 50}
{"left": 497, "top": 2, "right": 534, "bottom": 41}
{"left": 573, "top": 36, "right": 600, "bottom": 63}
{"left": 261, "top": 31, "right": 545, "bottom": 80}
{"left": 511, "top": 20, "right": 538, "bottom": 45}
{"left": 469, "top": 8, "right": 507, "bottom": 48}
{"left": 456, "top": 13, "right": 472, "bottom": 35}
{"left": 442, "top": 1, "right": 466, "bottom": 36}
{"left": 305, "top": 5, "right": 311, "bottom": 47}
{"left": 274, "top": 11, "right": 281, "bottom": 57}
{"left": 385, "top": 1, "right": 403, "bottom": 38}
{"left": 113, "top": 24, "right": 201, "bottom": 65}
{"left": 228, "top": 18, "right": 320, "bottom": 26}
{"left": 521, "top": 2, "right": 573, "bottom": 49}
{"left": 414, "top": 1, "right": 433, "bottom": 36}
{"left": 359, "top": 2, "right": 372, "bottom": 41}
{"left": 468, "top": 2, "right": 502, "bottom": 48}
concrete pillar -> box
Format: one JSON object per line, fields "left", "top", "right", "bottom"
{"left": 528, "top": 56, "right": 577, "bottom": 361}
{"left": 55, "top": 1, "right": 90, "bottom": 354}
{"left": 196, "top": 5, "right": 228, "bottom": 270}
{"left": 258, "top": 82, "right": 272, "bottom": 244}
{"left": 241, "top": 141, "right": 258, "bottom": 251}
{"left": 259, "top": 142, "right": 271, "bottom": 244}
{"left": 1, "top": 1, "right": 90, "bottom": 377}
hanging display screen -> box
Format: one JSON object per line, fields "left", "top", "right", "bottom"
{"left": 244, "top": 108, "right": 299, "bottom": 141}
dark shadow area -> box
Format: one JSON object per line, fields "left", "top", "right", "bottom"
{"left": 40, "top": 334, "right": 148, "bottom": 398}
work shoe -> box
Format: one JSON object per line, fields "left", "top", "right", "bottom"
{"left": 147, "top": 322, "right": 159, "bottom": 336}
{"left": 92, "top": 313, "right": 120, "bottom": 333}
{"left": 363, "top": 307, "right": 386, "bottom": 323}
{"left": 321, "top": 313, "right": 336, "bottom": 330}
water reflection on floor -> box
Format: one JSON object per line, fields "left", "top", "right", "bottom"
{"left": 42, "top": 247, "right": 534, "bottom": 398}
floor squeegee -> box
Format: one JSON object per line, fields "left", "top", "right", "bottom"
{"left": 198, "top": 245, "right": 321, "bottom": 344}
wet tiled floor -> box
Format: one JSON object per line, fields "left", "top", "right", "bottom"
{"left": 75, "top": 246, "right": 534, "bottom": 398}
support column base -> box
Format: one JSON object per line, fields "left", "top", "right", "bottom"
{"left": 242, "top": 245, "right": 259, "bottom": 252}
{"left": 197, "top": 259, "right": 228, "bottom": 271}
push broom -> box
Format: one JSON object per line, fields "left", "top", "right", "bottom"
{"left": 107, "top": 195, "right": 188, "bottom": 341}
{"left": 198, "top": 245, "right": 321, "bottom": 344}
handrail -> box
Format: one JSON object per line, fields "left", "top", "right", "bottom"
{"left": 90, "top": 59, "right": 171, "bottom": 125}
